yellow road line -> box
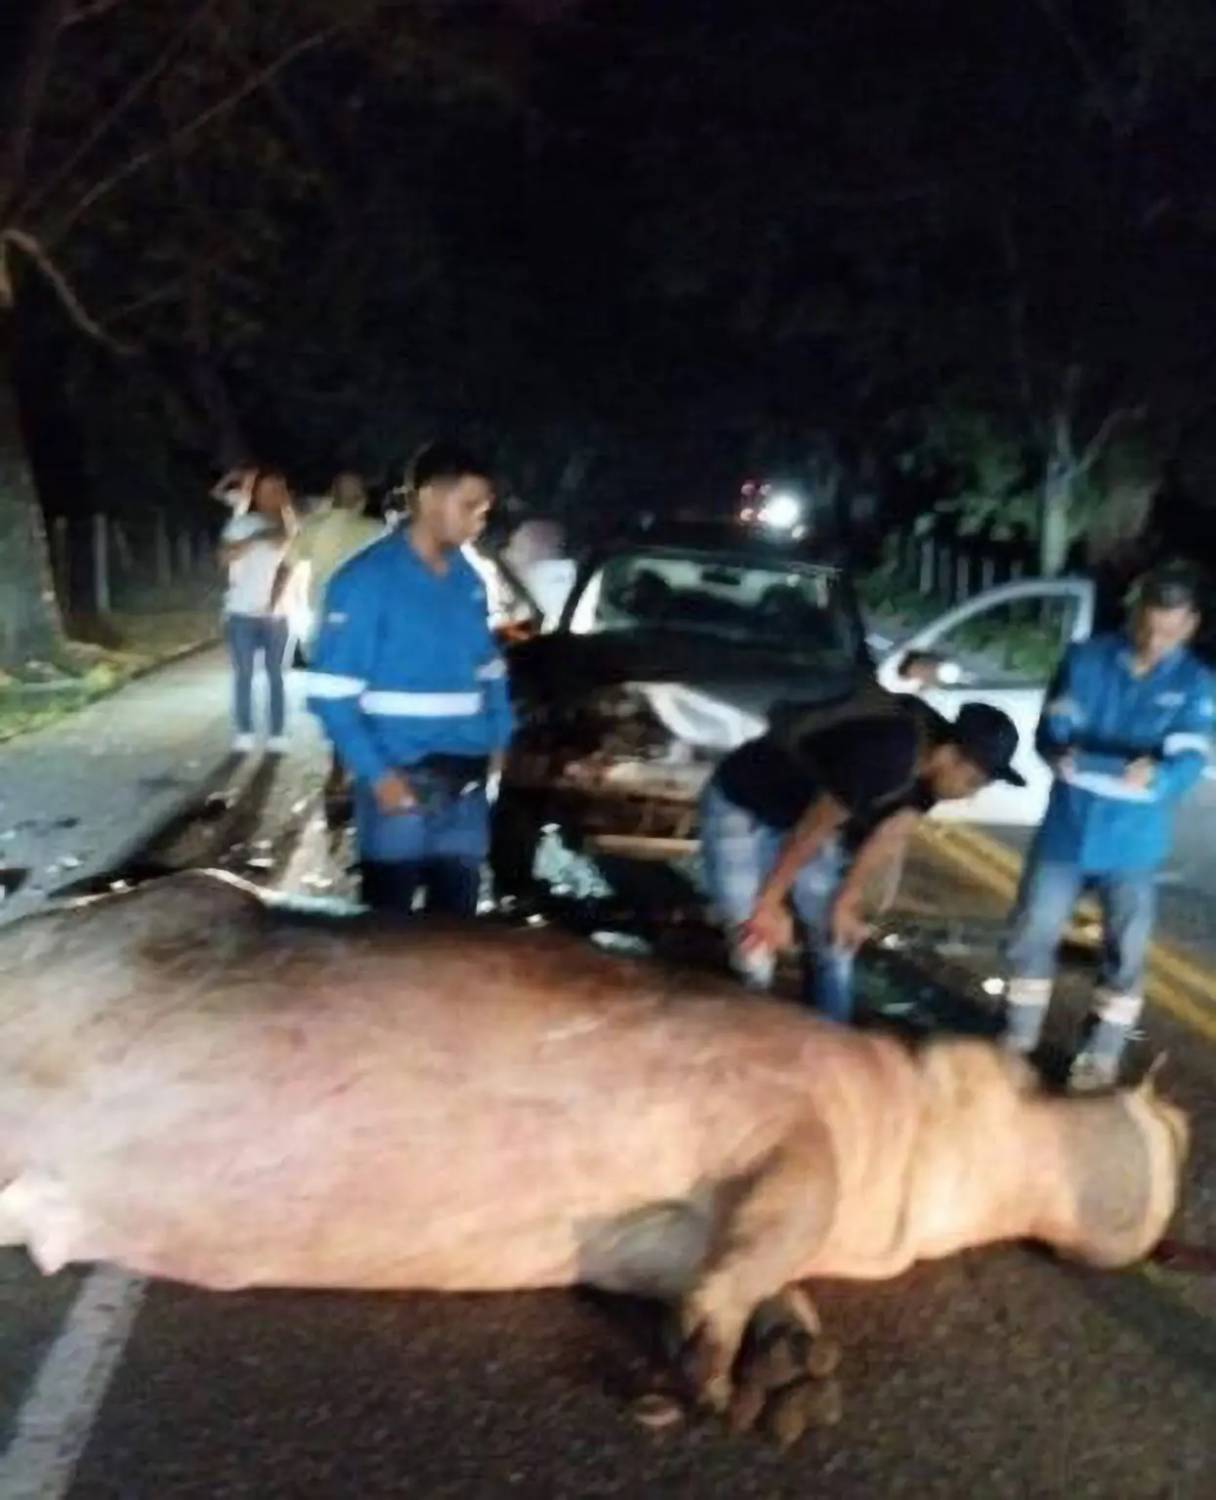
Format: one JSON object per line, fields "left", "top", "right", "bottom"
{"left": 942, "top": 824, "right": 1216, "bottom": 1003}
{"left": 918, "top": 822, "right": 1216, "bottom": 1045}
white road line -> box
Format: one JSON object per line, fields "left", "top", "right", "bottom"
{"left": 0, "top": 1267, "right": 146, "bottom": 1500}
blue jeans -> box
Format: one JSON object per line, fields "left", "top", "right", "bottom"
{"left": 355, "top": 781, "right": 489, "bottom": 918}
{"left": 1007, "top": 856, "right": 1156, "bottom": 996}
{"left": 699, "top": 779, "right": 855, "bottom": 1021}
{"left": 225, "top": 613, "right": 288, "bottom": 737}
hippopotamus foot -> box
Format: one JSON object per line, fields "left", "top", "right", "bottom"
{"left": 669, "top": 1130, "right": 838, "bottom": 1429}
{"left": 727, "top": 1287, "right": 842, "bottom": 1445}
{"left": 648, "top": 1285, "right": 841, "bottom": 1446}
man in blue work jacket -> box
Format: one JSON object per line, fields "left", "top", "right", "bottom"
{"left": 302, "top": 442, "right": 514, "bottom": 916}
{"left": 1003, "top": 564, "right": 1214, "bottom": 1089}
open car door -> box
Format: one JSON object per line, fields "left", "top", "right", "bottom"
{"left": 875, "top": 579, "right": 1096, "bottom": 825}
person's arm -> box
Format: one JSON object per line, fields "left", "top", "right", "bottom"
{"left": 745, "top": 716, "right": 922, "bottom": 951}
{"left": 829, "top": 807, "right": 921, "bottom": 950}
{"left": 218, "top": 539, "right": 243, "bottom": 568}
{"left": 1140, "top": 670, "right": 1215, "bottom": 802}
{"left": 211, "top": 468, "right": 252, "bottom": 504}
{"left": 477, "top": 651, "right": 515, "bottom": 759}
{"left": 268, "top": 559, "right": 293, "bottom": 613}
{"left": 218, "top": 517, "right": 288, "bottom": 570}
{"left": 301, "top": 570, "right": 407, "bottom": 808}
{"left": 1036, "top": 647, "right": 1085, "bottom": 776}
{"left": 743, "top": 791, "right": 850, "bottom": 951}
{"left": 268, "top": 526, "right": 309, "bottom": 613}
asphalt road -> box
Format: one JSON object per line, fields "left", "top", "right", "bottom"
{"left": 1, "top": 705, "right": 1214, "bottom": 1497}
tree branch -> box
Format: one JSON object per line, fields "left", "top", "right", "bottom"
{"left": 2, "top": 227, "right": 135, "bottom": 353}
{"left": 0, "top": 0, "right": 73, "bottom": 224}
{"left": 207, "top": 16, "right": 348, "bottom": 222}
{"left": 62, "top": 0, "right": 126, "bottom": 25}
{"left": 48, "top": 23, "right": 344, "bottom": 245}
{"left": 1030, "top": 0, "right": 1123, "bottom": 135}
{"left": 108, "top": 276, "right": 187, "bottom": 324}
{"left": 20, "top": 0, "right": 218, "bottom": 227}
{"left": 1077, "top": 405, "right": 1145, "bottom": 475}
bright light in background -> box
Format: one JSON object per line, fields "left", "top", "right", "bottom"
{"left": 757, "top": 490, "right": 803, "bottom": 531}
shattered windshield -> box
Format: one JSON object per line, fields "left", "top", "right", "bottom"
{"left": 568, "top": 547, "right": 860, "bottom": 667}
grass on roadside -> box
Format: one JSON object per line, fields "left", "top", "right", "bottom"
{"left": 0, "top": 607, "right": 217, "bottom": 744}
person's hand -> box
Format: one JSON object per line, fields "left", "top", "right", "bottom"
{"left": 373, "top": 770, "right": 417, "bottom": 814}
{"left": 1053, "top": 750, "right": 1077, "bottom": 779}
{"left": 214, "top": 467, "right": 256, "bottom": 505}
{"left": 1123, "top": 756, "right": 1157, "bottom": 790}
{"left": 740, "top": 900, "right": 795, "bottom": 956}
{"left": 829, "top": 898, "right": 872, "bottom": 953}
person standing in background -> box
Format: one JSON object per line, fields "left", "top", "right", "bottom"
{"left": 269, "top": 470, "right": 384, "bottom": 810}
{"left": 269, "top": 472, "right": 384, "bottom": 642}
{"left": 215, "top": 468, "right": 295, "bottom": 754}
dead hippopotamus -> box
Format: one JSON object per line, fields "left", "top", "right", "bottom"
{"left": 0, "top": 872, "right": 1188, "bottom": 1443}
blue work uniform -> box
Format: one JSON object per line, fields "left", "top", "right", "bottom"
{"left": 302, "top": 533, "right": 515, "bottom": 914}
{"left": 1005, "top": 632, "right": 1214, "bottom": 1060}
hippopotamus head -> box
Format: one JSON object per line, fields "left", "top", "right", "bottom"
{"left": 908, "top": 1042, "right": 1188, "bottom": 1273}
{"left": 1051, "top": 1061, "right": 1190, "bottom": 1270}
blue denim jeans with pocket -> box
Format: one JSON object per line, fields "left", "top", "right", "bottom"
{"left": 225, "top": 613, "right": 288, "bottom": 737}
{"left": 355, "top": 775, "right": 489, "bottom": 918}
{"left": 699, "top": 778, "right": 855, "bottom": 1021}
{"left": 1007, "top": 857, "right": 1156, "bottom": 995}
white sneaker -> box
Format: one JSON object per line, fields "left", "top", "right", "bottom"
{"left": 1068, "top": 1052, "right": 1120, "bottom": 1093}
{"left": 232, "top": 733, "right": 255, "bottom": 754}
{"left": 267, "top": 736, "right": 290, "bottom": 754}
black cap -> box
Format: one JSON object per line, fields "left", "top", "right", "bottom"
{"left": 1135, "top": 562, "right": 1203, "bottom": 614}
{"left": 950, "top": 702, "right": 1025, "bottom": 787}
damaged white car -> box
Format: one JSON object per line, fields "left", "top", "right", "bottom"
{"left": 493, "top": 521, "right": 1094, "bottom": 888}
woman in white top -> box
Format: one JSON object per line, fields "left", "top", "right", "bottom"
{"left": 215, "top": 469, "right": 295, "bottom": 753}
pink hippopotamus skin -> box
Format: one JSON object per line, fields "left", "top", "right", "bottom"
{"left": 0, "top": 873, "right": 1188, "bottom": 1437}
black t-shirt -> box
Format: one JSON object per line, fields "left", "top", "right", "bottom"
{"left": 715, "top": 710, "right": 943, "bottom": 840}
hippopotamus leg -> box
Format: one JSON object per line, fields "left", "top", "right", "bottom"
{"left": 672, "top": 1125, "right": 839, "bottom": 1416}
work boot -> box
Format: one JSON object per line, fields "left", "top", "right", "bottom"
{"left": 1001, "top": 977, "right": 1052, "bottom": 1055}
{"left": 1068, "top": 992, "right": 1141, "bottom": 1093}
{"left": 1067, "top": 1050, "right": 1120, "bottom": 1093}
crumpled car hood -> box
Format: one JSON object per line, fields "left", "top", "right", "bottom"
{"left": 508, "top": 629, "right": 865, "bottom": 751}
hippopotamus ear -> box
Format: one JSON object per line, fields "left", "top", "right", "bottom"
{"left": 1128, "top": 1053, "right": 1190, "bottom": 1171}
{"left": 1137, "top": 1051, "right": 1169, "bottom": 1099}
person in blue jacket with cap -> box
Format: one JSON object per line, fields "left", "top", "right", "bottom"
{"left": 303, "top": 441, "right": 514, "bottom": 916}
{"left": 1003, "top": 563, "right": 1214, "bottom": 1089}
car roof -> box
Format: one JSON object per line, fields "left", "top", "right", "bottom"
{"left": 595, "top": 518, "right": 851, "bottom": 569}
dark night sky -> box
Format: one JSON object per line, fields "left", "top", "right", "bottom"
{"left": 12, "top": 0, "right": 1216, "bottom": 557}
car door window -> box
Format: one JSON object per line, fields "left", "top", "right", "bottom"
{"left": 927, "top": 593, "right": 1083, "bottom": 688}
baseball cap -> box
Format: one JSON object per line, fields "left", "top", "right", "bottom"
{"left": 950, "top": 702, "right": 1026, "bottom": 787}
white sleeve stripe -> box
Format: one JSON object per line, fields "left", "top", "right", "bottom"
{"left": 361, "top": 690, "right": 482, "bottom": 717}
{"left": 300, "top": 671, "right": 366, "bottom": 699}
{"left": 1163, "top": 732, "right": 1212, "bottom": 758}
{"left": 476, "top": 659, "right": 507, "bottom": 681}
{"left": 1046, "top": 697, "right": 1083, "bottom": 721}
